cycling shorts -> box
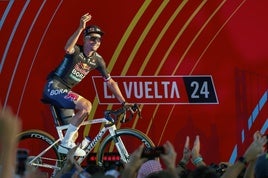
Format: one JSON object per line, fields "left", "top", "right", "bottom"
{"left": 42, "top": 79, "right": 79, "bottom": 109}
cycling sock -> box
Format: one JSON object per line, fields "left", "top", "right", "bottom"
{"left": 61, "top": 124, "right": 78, "bottom": 144}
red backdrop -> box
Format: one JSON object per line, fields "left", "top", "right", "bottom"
{"left": 1, "top": 0, "right": 267, "bottom": 164}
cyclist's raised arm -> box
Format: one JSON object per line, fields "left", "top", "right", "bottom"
{"left": 64, "top": 13, "right": 91, "bottom": 54}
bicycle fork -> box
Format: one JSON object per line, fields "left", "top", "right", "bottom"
{"left": 108, "top": 125, "right": 130, "bottom": 163}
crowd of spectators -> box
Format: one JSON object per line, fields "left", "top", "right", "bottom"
{"left": 0, "top": 105, "right": 267, "bottom": 178}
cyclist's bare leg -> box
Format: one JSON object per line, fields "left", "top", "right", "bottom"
{"left": 62, "top": 96, "right": 92, "bottom": 143}
{"left": 58, "top": 96, "right": 92, "bottom": 156}
{"left": 71, "top": 97, "right": 92, "bottom": 142}
{"left": 71, "top": 96, "right": 92, "bottom": 126}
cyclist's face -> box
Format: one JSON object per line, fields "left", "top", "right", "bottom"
{"left": 84, "top": 33, "right": 102, "bottom": 51}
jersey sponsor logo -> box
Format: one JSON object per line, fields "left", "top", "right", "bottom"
{"left": 92, "top": 75, "right": 219, "bottom": 104}
{"left": 70, "top": 62, "right": 90, "bottom": 82}
{"left": 76, "top": 61, "right": 91, "bottom": 72}
{"left": 64, "top": 91, "right": 79, "bottom": 101}
{"left": 49, "top": 88, "right": 68, "bottom": 96}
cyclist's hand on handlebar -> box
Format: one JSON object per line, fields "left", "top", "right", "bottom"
{"left": 122, "top": 102, "right": 141, "bottom": 113}
{"left": 104, "top": 103, "right": 142, "bottom": 124}
{"left": 122, "top": 102, "right": 135, "bottom": 113}
{"left": 122, "top": 102, "right": 133, "bottom": 107}
{"left": 120, "top": 102, "right": 142, "bottom": 123}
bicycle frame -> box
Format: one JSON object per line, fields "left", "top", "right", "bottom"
{"left": 18, "top": 103, "right": 154, "bottom": 178}
{"left": 28, "top": 116, "right": 130, "bottom": 169}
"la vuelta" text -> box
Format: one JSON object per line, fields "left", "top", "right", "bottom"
{"left": 103, "top": 81, "right": 180, "bottom": 99}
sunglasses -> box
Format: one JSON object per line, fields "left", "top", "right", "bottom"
{"left": 86, "top": 36, "right": 102, "bottom": 42}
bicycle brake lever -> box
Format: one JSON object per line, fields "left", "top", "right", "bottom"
{"left": 131, "top": 103, "right": 142, "bottom": 119}
{"left": 120, "top": 112, "right": 127, "bottom": 123}
{"left": 120, "top": 103, "right": 142, "bottom": 123}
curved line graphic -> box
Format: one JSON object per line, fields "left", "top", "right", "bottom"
{"left": 0, "top": 0, "right": 15, "bottom": 72}
{"left": 177, "top": 0, "right": 227, "bottom": 74}
{"left": 144, "top": 1, "right": 207, "bottom": 138}
{"left": 157, "top": 0, "right": 248, "bottom": 144}
{"left": 3, "top": 0, "right": 31, "bottom": 109}
{"left": 133, "top": 1, "right": 188, "bottom": 130}
{"left": 16, "top": 0, "right": 63, "bottom": 116}
{"left": 190, "top": 0, "right": 246, "bottom": 74}
{"left": 157, "top": 104, "right": 175, "bottom": 145}
{"left": 117, "top": 0, "right": 169, "bottom": 130}
{"left": 121, "top": 0, "right": 169, "bottom": 75}
{"left": 84, "top": 0, "right": 152, "bottom": 137}
{"left": 0, "top": 0, "right": 14, "bottom": 30}
{"left": 171, "top": 0, "right": 208, "bottom": 75}
{"left": 138, "top": 0, "right": 188, "bottom": 75}
{"left": 160, "top": 1, "right": 246, "bottom": 145}
{"left": 107, "top": 0, "right": 152, "bottom": 72}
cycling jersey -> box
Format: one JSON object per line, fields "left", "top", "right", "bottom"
{"left": 42, "top": 45, "right": 111, "bottom": 109}
{"left": 49, "top": 45, "right": 110, "bottom": 88}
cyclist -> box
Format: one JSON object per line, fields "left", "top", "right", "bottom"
{"left": 42, "top": 13, "right": 128, "bottom": 156}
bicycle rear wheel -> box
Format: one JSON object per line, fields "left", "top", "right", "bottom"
{"left": 96, "top": 128, "right": 155, "bottom": 167}
{"left": 17, "top": 129, "right": 63, "bottom": 177}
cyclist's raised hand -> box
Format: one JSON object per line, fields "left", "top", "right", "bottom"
{"left": 80, "top": 13, "right": 92, "bottom": 30}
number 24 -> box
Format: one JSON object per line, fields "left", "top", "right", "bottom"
{"left": 190, "top": 81, "right": 209, "bottom": 98}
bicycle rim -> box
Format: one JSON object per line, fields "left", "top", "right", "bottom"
{"left": 17, "top": 129, "right": 63, "bottom": 177}
{"left": 96, "top": 128, "right": 155, "bottom": 168}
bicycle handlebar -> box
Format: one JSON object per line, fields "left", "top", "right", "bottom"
{"left": 104, "top": 103, "right": 141, "bottom": 126}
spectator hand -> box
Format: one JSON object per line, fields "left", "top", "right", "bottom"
{"left": 191, "top": 135, "right": 201, "bottom": 160}
{"left": 121, "top": 144, "right": 147, "bottom": 178}
{"left": 0, "top": 105, "right": 22, "bottom": 178}
{"left": 243, "top": 131, "right": 267, "bottom": 162}
{"left": 160, "top": 141, "right": 177, "bottom": 169}
{"left": 181, "top": 136, "right": 191, "bottom": 164}
{"left": 0, "top": 105, "right": 21, "bottom": 145}
{"left": 125, "top": 144, "right": 147, "bottom": 172}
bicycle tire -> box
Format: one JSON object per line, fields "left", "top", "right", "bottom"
{"left": 96, "top": 128, "right": 155, "bottom": 167}
{"left": 17, "top": 129, "right": 63, "bottom": 176}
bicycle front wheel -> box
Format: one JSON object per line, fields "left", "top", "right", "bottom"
{"left": 17, "top": 129, "right": 63, "bottom": 177}
{"left": 96, "top": 128, "right": 154, "bottom": 167}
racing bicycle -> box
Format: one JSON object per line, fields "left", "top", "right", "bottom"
{"left": 17, "top": 101, "right": 155, "bottom": 177}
